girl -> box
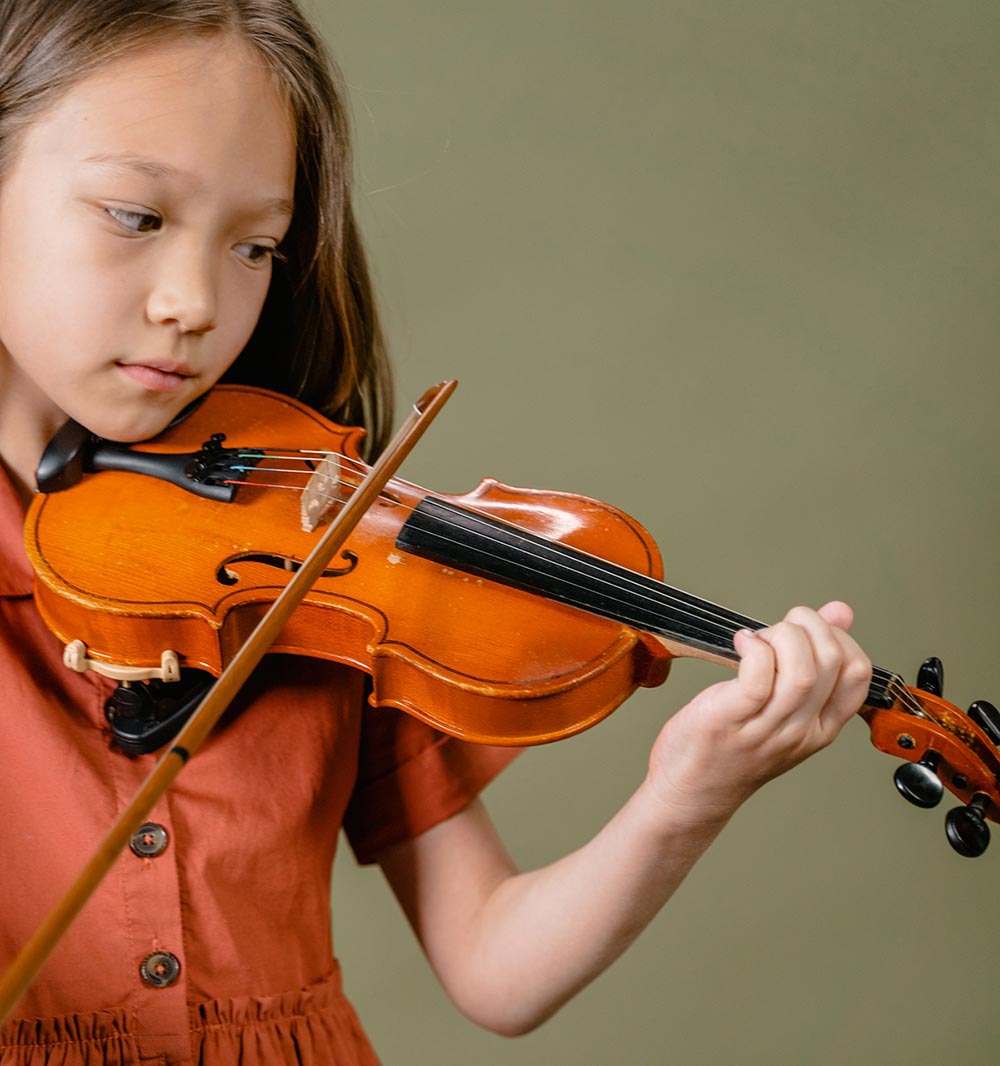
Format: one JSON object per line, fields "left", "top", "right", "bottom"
{"left": 0, "top": 1, "right": 871, "bottom": 1063}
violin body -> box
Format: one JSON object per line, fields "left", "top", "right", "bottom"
{"left": 26, "top": 386, "right": 673, "bottom": 745}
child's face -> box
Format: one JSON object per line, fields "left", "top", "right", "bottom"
{"left": 0, "top": 34, "right": 296, "bottom": 447}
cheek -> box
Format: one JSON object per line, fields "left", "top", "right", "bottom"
{"left": 0, "top": 212, "right": 131, "bottom": 359}
{"left": 60, "top": 223, "right": 149, "bottom": 319}
{"left": 216, "top": 269, "right": 274, "bottom": 356}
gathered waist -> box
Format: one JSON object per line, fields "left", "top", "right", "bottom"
{"left": 1, "top": 966, "right": 380, "bottom": 1065}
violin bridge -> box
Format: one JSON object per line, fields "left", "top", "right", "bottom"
{"left": 63, "top": 640, "right": 181, "bottom": 683}
{"left": 300, "top": 453, "right": 342, "bottom": 533}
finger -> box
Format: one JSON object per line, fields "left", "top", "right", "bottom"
{"left": 781, "top": 605, "right": 872, "bottom": 738}
{"left": 817, "top": 599, "right": 854, "bottom": 633}
{"left": 784, "top": 606, "right": 849, "bottom": 687}
{"left": 753, "top": 613, "right": 831, "bottom": 725}
{"left": 817, "top": 628, "right": 873, "bottom": 736}
{"left": 730, "top": 628, "right": 777, "bottom": 721}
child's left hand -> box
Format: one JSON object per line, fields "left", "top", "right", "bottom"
{"left": 643, "top": 601, "right": 872, "bottom": 828}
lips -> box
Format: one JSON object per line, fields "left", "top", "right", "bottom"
{"left": 116, "top": 359, "right": 196, "bottom": 393}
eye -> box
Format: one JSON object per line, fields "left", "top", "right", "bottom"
{"left": 105, "top": 206, "right": 161, "bottom": 233}
{"left": 234, "top": 241, "right": 286, "bottom": 268}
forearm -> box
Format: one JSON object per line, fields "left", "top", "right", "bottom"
{"left": 380, "top": 606, "right": 871, "bottom": 1036}
{"left": 380, "top": 784, "right": 733, "bottom": 1036}
{"left": 472, "top": 783, "right": 731, "bottom": 1033}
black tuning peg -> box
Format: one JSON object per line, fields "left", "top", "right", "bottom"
{"left": 916, "top": 656, "right": 944, "bottom": 697}
{"left": 967, "top": 700, "right": 1000, "bottom": 746}
{"left": 893, "top": 750, "right": 944, "bottom": 808}
{"left": 945, "top": 794, "right": 991, "bottom": 858}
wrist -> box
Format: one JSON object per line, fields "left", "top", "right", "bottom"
{"left": 631, "top": 773, "right": 741, "bottom": 848}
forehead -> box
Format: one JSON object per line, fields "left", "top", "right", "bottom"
{"left": 18, "top": 35, "right": 296, "bottom": 199}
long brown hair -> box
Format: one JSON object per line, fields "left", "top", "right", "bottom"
{"left": 0, "top": 0, "right": 394, "bottom": 455}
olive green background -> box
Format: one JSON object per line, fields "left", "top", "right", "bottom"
{"left": 312, "top": 3, "right": 999, "bottom": 1063}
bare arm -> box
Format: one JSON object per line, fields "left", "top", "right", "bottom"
{"left": 377, "top": 602, "right": 872, "bottom": 1036}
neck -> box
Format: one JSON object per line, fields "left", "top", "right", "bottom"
{"left": 0, "top": 356, "right": 67, "bottom": 507}
{"left": 0, "top": 455, "right": 34, "bottom": 511}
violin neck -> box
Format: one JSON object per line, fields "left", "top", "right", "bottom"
{"left": 395, "top": 497, "right": 896, "bottom": 709}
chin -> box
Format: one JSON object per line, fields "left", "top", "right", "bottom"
{"left": 67, "top": 409, "right": 172, "bottom": 445}
{"left": 105, "top": 425, "right": 171, "bottom": 444}
{"left": 72, "top": 390, "right": 206, "bottom": 444}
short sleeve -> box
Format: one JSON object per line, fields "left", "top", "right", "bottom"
{"left": 342, "top": 706, "right": 520, "bottom": 864}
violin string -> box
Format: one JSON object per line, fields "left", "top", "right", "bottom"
{"left": 227, "top": 459, "right": 763, "bottom": 646}
{"left": 234, "top": 455, "right": 914, "bottom": 685}
{"left": 226, "top": 453, "right": 920, "bottom": 715}
{"left": 263, "top": 450, "right": 926, "bottom": 710}
{"left": 229, "top": 458, "right": 884, "bottom": 657}
{"left": 222, "top": 450, "right": 927, "bottom": 720}
{"left": 231, "top": 453, "right": 918, "bottom": 700}
{"left": 240, "top": 483, "right": 925, "bottom": 719}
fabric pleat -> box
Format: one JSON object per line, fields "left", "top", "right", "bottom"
{"left": 1, "top": 973, "right": 380, "bottom": 1065}
{"left": 0, "top": 1010, "right": 138, "bottom": 1065}
{"left": 190, "top": 971, "right": 380, "bottom": 1066}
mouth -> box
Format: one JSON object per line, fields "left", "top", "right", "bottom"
{"left": 116, "top": 359, "right": 196, "bottom": 394}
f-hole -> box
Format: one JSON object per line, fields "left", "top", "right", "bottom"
{"left": 216, "top": 551, "right": 358, "bottom": 586}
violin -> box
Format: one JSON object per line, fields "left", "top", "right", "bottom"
{"left": 22, "top": 382, "right": 1000, "bottom": 852}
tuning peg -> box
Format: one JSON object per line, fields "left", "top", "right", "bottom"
{"left": 893, "top": 749, "right": 944, "bottom": 808}
{"left": 945, "top": 794, "right": 991, "bottom": 857}
{"left": 967, "top": 700, "right": 1000, "bottom": 746}
{"left": 916, "top": 656, "right": 944, "bottom": 697}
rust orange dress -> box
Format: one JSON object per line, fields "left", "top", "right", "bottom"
{"left": 0, "top": 466, "right": 517, "bottom": 1065}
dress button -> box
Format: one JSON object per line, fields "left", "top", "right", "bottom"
{"left": 129, "top": 822, "right": 169, "bottom": 858}
{"left": 140, "top": 951, "right": 181, "bottom": 988}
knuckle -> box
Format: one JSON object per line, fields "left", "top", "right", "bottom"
{"left": 765, "top": 620, "right": 795, "bottom": 645}
{"left": 744, "top": 680, "right": 772, "bottom": 705}
{"left": 789, "top": 667, "right": 818, "bottom": 694}
{"left": 844, "top": 655, "right": 873, "bottom": 688}
{"left": 815, "top": 638, "right": 844, "bottom": 673}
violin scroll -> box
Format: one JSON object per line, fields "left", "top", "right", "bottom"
{"left": 862, "top": 656, "right": 1000, "bottom": 857}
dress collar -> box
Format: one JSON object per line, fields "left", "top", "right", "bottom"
{"left": 0, "top": 464, "right": 35, "bottom": 597}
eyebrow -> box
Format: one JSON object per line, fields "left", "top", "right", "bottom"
{"left": 82, "top": 152, "right": 295, "bottom": 218}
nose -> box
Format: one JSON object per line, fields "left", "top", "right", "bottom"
{"left": 145, "top": 240, "right": 218, "bottom": 334}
